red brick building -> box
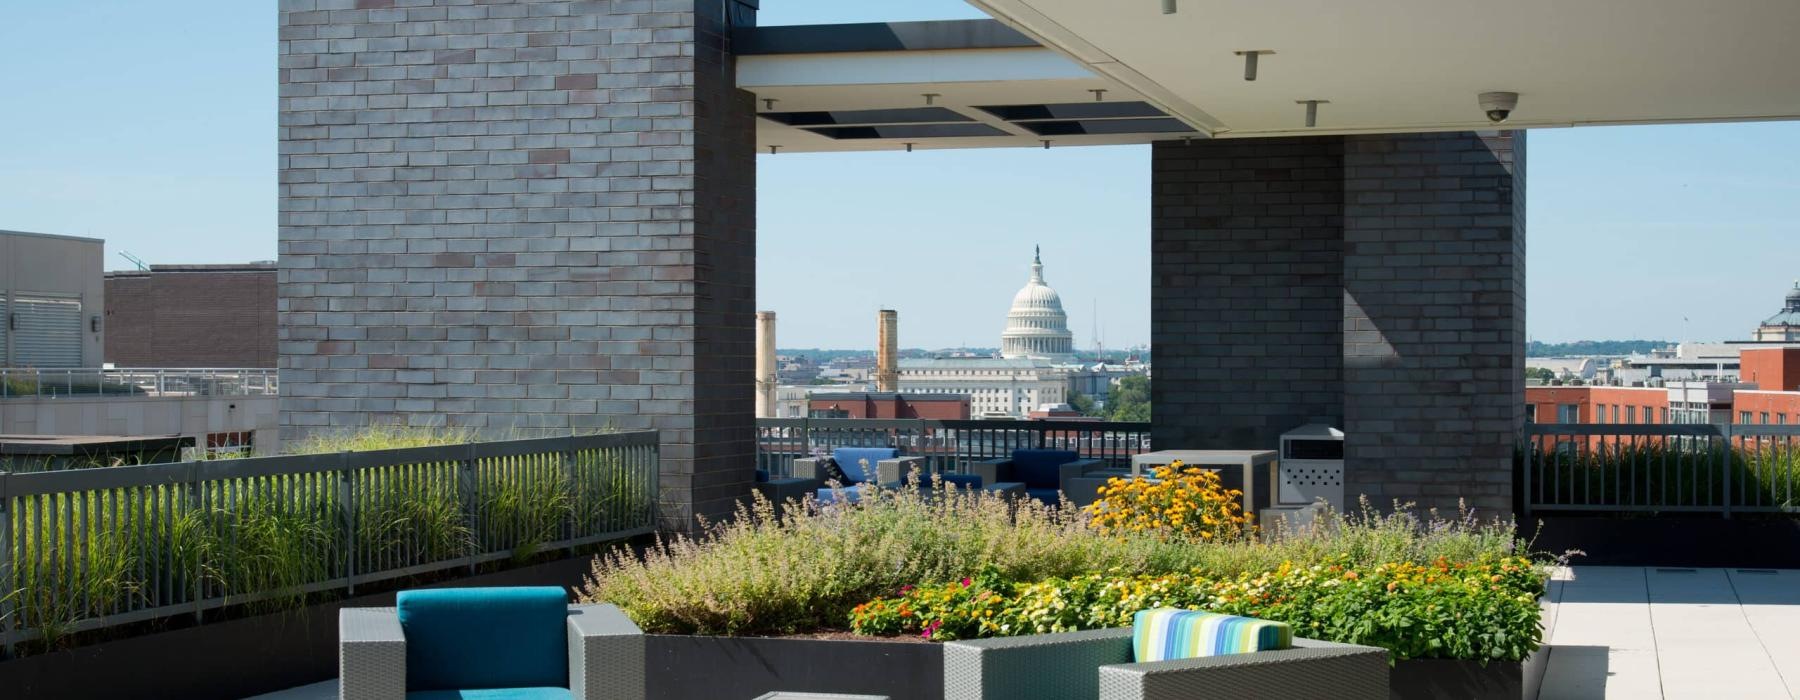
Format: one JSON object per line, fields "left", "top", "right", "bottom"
{"left": 104, "top": 264, "right": 277, "bottom": 368}
{"left": 1526, "top": 386, "right": 1668, "bottom": 425}
{"left": 807, "top": 392, "right": 970, "bottom": 420}
{"left": 1740, "top": 347, "right": 1800, "bottom": 393}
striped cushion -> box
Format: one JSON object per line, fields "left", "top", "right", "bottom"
{"left": 1131, "top": 608, "right": 1293, "bottom": 662}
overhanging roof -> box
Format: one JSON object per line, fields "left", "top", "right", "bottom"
{"left": 744, "top": 5, "right": 1800, "bottom": 152}
{"left": 968, "top": 0, "right": 1800, "bottom": 138}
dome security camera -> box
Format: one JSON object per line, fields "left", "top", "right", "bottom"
{"left": 1479, "top": 92, "right": 1519, "bottom": 123}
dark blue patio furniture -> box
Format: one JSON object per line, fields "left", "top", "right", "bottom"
{"left": 339, "top": 586, "right": 644, "bottom": 700}
{"left": 971, "top": 449, "right": 1106, "bottom": 506}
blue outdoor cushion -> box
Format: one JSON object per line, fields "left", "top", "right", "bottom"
{"left": 1010, "top": 450, "right": 1078, "bottom": 489}
{"left": 940, "top": 473, "right": 983, "bottom": 489}
{"left": 832, "top": 447, "right": 897, "bottom": 484}
{"left": 816, "top": 485, "right": 872, "bottom": 504}
{"left": 1025, "top": 488, "right": 1061, "bottom": 506}
{"left": 397, "top": 587, "right": 569, "bottom": 691}
{"left": 754, "top": 468, "right": 770, "bottom": 483}
{"left": 408, "top": 689, "right": 574, "bottom": 700}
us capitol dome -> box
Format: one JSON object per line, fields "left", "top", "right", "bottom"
{"left": 1001, "top": 246, "right": 1075, "bottom": 362}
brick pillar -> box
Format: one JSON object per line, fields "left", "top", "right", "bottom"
{"left": 278, "top": 0, "right": 759, "bottom": 529}
{"left": 1150, "top": 138, "right": 1346, "bottom": 451}
{"left": 1151, "top": 131, "right": 1524, "bottom": 517}
{"left": 1341, "top": 132, "right": 1524, "bottom": 515}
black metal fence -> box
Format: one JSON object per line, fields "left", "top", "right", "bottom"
{"left": 0, "top": 432, "right": 658, "bottom": 653}
{"left": 756, "top": 418, "right": 1152, "bottom": 477}
{"left": 1522, "top": 423, "right": 1800, "bottom": 518}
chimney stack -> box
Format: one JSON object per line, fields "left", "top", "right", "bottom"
{"left": 755, "top": 311, "right": 778, "bottom": 418}
{"left": 876, "top": 309, "right": 899, "bottom": 392}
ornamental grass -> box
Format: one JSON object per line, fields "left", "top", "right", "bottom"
{"left": 581, "top": 475, "right": 1542, "bottom": 640}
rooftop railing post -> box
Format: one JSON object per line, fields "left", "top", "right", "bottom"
{"left": 185, "top": 462, "right": 204, "bottom": 625}
{"left": 1, "top": 471, "right": 13, "bottom": 660}
{"left": 338, "top": 452, "right": 356, "bottom": 595}
{"left": 459, "top": 446, "right": 477, "bottom": 575}
{"left": 1722, "top": 425, "right": 1734, "bottom": 520}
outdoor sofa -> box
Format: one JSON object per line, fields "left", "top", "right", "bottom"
{"left": 943, "top": 610, "right": 1388, "bottom": 700}
{"left": 794, "top": 447, "right": 1026, "bottom": 502}
{"left": 339, "top": 586, "right": 645, "bottom": 700}
{"left": 970, "top": 449, "right": 1107, "bottom": 506}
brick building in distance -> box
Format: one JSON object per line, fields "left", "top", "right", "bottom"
{"left": 104, "top": 263, "right": 278, "bottom": 368}
{"left": 1526, "top": 347, "right": 1800, "bottom": 436}
{"left": 806, "top": 392, "right": 970, "bottom": 420}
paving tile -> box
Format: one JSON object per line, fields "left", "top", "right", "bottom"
{"left": 1648, "top": 568, "right": 1791, "bottom": 700}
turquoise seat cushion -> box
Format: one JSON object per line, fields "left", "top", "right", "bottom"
{"left": 397, "top": 587, "right": 569, "bottom": 691}
{"left": 1132, "top": 608, "right": 1293, "bottom": 662}
{"left": 1010, "top": 449, "right": 1078, "bottom": 489}
{"left": 832, "top": 447, "right": 897, "bottom": 484}
{"left": 408, "top": 688, "right": 573, "bottom": 700}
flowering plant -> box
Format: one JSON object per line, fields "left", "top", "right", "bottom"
{"left": 1083, "top": 461, "right": 1250, "bottom": 541}
{"left": 849, "top": 556, "right": 1547, "bottom": 662}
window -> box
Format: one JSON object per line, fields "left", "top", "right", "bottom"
{"left": 1660, "top": 407, "right": 1668, "bottom": 423}
{"left": 1763, "top": 412, "right": 1772, "bottom": 425}
{"left": 1558, "top": 404, "right": 1580, "bottom": 424}
{"left": 1781, "top": 414, "right": 1789, "bottom": 425}
{"left": 1626, "top": 406, "right": 1637, "bottom": 424}
{"left": 1741, "top": 411, "right": 1753, "bottom": 424}
{"left": 1524, "top": 404, "right": 1537, "bottom": 423}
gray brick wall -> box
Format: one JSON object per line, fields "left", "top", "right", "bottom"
{"left": 1150, "top": 137, "right": 1346, "bottom": 451}
{"left": 278, "top": 0, "right": 758, "bottom": 528}
{"left": 1152, "top": 131, "right": 1524, "bottom": 516}
{"left": 1341, "top": 131, "right": 1522, "bottom": 515}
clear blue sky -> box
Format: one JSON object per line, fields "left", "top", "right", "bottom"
{"left": 2, "top": 1, "right": 1796, "bottom": 349}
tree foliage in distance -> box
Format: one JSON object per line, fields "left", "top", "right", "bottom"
{"left": 1069, "top": 391, "right": 1100, "bottom": 417}
{"left": 1525, "top": 367, "right": 1556, "bottom": 382}
{"left": 1108, "top": 376, "right": 1150, "bottom": 423}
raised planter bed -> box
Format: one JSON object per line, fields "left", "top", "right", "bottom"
{"left": 644, "top": 632, "right": 1548, "bottom": 700}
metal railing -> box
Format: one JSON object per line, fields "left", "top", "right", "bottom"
{"left": 0, "top": 431, "right": 658, "bottom": 653}
{"left": 1522, "top": 423, "right": 1800, "bottom": 518}
{"left": 756, "top": 418, "right": 1152, "bottom": 478}
{"left": 0, "top": 368, "right": 279, "bottom": 399}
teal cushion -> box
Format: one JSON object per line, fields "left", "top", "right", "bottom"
{"left": 408, "top": 688, "right": 573, "bottom": 700}
{"left": 832, "top": 447, "right": 897, "bottom": 484}
{"left": 1132, "top": 608, "right": 1293, "bottom": 662}
{"left": 397, "top": 587, "right": 569, "bottom": 691}
{"left": 1010, "top": 450, "right": 1078, "bottom": 489}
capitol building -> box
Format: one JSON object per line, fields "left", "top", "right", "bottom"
{"left": 897, "top": 247, "right": 1078, "bottom": 417}
{"left": 1000, "top": 247, "right": 1076, "bottom": 362}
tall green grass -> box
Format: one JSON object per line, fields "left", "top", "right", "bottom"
{"left": 1522, "top": 440, "right": 1800, "bottom": 510}
{"left": 4, "top": 428, "right": 653, "bottom": 652}
{"left": 582, "top": 485, "right": 1535, "bottom": 636}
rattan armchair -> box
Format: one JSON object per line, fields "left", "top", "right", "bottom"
{"left": 943, "top": 627, "right": 1387, "bottom": 700}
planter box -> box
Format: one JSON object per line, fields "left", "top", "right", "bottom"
{"left": 1390, "top": 646, "right": 1548, "bottom": 700}
{"left": 648, "top": 635, "right": 942, "bottom": 700}
{"left": 645, "top": 633, "right": 1548, "bottom": 700}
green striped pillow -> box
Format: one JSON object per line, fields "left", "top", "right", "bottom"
{"left": 1131, "top": 608, "right": 1293, "bottom": 662}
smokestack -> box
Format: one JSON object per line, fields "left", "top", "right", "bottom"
{"left": 755, "top": 311, "right": 778, "bottom": 418}
{"left": 876, "top": 309, "right": 899, "bottom": 392}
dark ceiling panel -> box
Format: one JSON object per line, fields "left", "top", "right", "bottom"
{"left": 802, "top": 123, "right": 1010, "bottom": 140}
{"left": 1017, "top": 118, "right": 1194, "bottom": 136}
{"left": 760, "top": 107, "right": 973, "bottom": 127}
{"left": 975, "top": 102, "right": 1170, "bottom": 121}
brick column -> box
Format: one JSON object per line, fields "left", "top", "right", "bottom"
{"left": 1150, "top": 138, "right": 1346, "bottom": 451}
{"left": 1341, "top": 132, "right": 1524, "bottom": 514}
{"left": 278, "top": 0, "right": 759, "bottom": 528}
{"left": 1151, "top": 131, "right": 1525, "bottom": 517}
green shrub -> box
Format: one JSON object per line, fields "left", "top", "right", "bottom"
{"left": 581, "top": 485, "right": 1535, "bottom": 637}
{"left": 850, "top": 556, "right": 1548, "bottom": 662}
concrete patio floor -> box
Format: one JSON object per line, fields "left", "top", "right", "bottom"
{"left": 1542, "top": 566, "right": 1800, "bottom": 700}
{"left": 253, "top": 566, "right": 1800, "bottom": 700}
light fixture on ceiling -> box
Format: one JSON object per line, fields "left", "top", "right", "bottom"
{"left": 1042, "top": 140, "right": 1052, "bottom": 149}
{"left": 1297, "top": 100, "right": 1328, "bottom": 127}
{"left": 1233, "top": 50, "right": 1273, "bottom": 81}
{"left": 904, "top": 142, "right": 916, "bottom": 153}
{"left": 762, "top": 98, "right": 778, "bottom": 111}
{"left": 1089, "top": 88, "right": 1108, "bottom": 102}
{"left": 1162, "top": 0, "right": 1176, "bottom": 14}
{"left": 922, "top": 93, "right": 941, "bottom": 106}
{"left": 768, "top": 145, "right": 781, "bottom": 154}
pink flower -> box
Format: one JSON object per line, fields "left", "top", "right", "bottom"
{"left": 961, "top": 577, "right": 973, "bottom": 588}
{"left": 922, "top": 620, "right": 942, "bottom": 639}
{"left": 899, "top": 585, "right": 915, "bottom": 594}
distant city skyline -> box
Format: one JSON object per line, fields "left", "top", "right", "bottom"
{"left": 3, "top": 1, "right": 1798, "bottom": 348}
